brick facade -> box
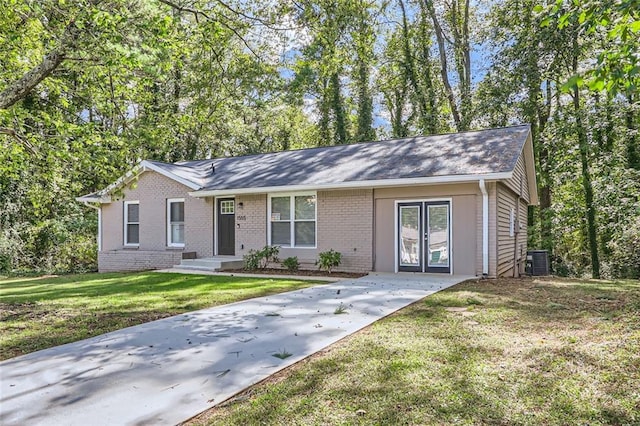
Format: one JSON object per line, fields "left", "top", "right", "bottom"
{"left": 235, "top": 190, "right": 374, "bottom": 273}
{"left": 316, "top": 189, "right": 373, "bottom": 272}
{"left": 234, "top": 194, "right": 267, "bottom": 255}
{"left": 99, "top": 171, "right": 213, "bottom": 272}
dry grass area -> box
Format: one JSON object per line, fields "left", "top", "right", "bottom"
{"left": 187, "top": 277, "right": 640, "bottom": 426}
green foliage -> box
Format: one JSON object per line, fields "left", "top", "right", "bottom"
{"left": 316, "top": 249, "right": 342, "bottom": 274}
{"left": 282, "top": 256, "right": 300, "bottom": 272}
{"left": 537, "top": 0, "right": 640, "bottom": 95}
{"left": 334, "top": 302, "right": 348, "bottom": 314}
{"left": 243, "top": 250, "right": 261, "bottom": 271}
{"left": 243, "top": 245, "right": 280, "bottom": 271}
{"left": 0, "top": 0, "right": 637, "bottom": 279}
{"left": 608, "top": 216, "right": 640, "bottom": 279}
{"left": 272, "top": 349, "right": 293, "bottom": 360}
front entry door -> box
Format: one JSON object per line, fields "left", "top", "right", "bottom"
{"left": 217, "top": 198, "right": 235, "bottom": 255}
{"left": 398, "top": 201, "right": 450, "bottom": 273}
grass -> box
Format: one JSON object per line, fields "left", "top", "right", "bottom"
{"left": 189, "top": 277, "right": 640, "bottom": 426}
{"left": 334, "top": 302, "right": 348, "bottom": 314}
{"left": 272, "top": 349, "right": 293, "bottom": 360}
{"left": 0, "top": 272, "right": 321, "bottom": 361}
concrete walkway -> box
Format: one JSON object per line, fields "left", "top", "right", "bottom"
{"left": 0, "top": 273, "right": 472, "bottom": 426}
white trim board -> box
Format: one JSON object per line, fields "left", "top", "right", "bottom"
{"left": 76, "top": 160, "right": 202, "bottom": 204}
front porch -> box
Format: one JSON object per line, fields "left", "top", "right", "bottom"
{"left": 174, "top": 255, "right": 244, "bottom": 272}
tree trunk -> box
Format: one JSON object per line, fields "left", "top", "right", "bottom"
{"left": 0, "top": 17, "right": 84, "bottom": 110}
{"left": 572, "top": 40, "right": 600, "bottom": 278}
{"left": 449, "top": 0, "right": 472, "bottom": 130}
{"left": 418, "top": 8, "right": 438, "bottom": 134}
{"left": 355, "top": 60, "right": 374, "bottom": 142}
{"left": 399, "top": 0, "right": 431, "bottom": 134}
{"left": 330, "top": 72, "right": 348, "bottom": 145}
{"left": 422, "top": 0, "right": 462, "bottom": 130}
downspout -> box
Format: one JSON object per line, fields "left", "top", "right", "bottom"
{"left": 82, "top": 202, "right": 102, "bottom": 252}
{"left": 479, "top": 179, "right": 489, "bottom": 276}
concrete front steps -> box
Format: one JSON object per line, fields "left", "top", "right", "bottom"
{"left": 173, "top": 256, "right": 244, "bottom": 272}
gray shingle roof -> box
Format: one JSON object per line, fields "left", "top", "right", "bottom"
{"left": 147, "top": 124, "right": 530, "bottom": 192}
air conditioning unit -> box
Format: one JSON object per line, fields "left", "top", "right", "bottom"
{"left": 526, "top": 250, "right": 549, "bottom": 276}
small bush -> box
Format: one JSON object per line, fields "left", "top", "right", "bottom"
{"left": 259, "top": 245, "right": 280, "bottom": 269}
{"left": 243, "top": 245, "right": 281, "bottom": 271}
{"left": 243, "top": 250, "right": 261, "bottom": 270}
{"left": 317, "top": 249, "right": 342, "bottom": 274}
{"left": 282, "top": 256, "right": 300, "bottom": 272}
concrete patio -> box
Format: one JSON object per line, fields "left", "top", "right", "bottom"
{"left": 0, "top": 273, "right": 472, "bottom": 425}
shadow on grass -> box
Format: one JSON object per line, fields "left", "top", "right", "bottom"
{"left": 0, "top": 273, "right": 319, "bottom": 360}
{"left": 199, "top": 277, "right": 640, "bottom": 425}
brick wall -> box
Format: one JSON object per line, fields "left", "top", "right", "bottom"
{"left": 235, "top": 194, "right": 267, "bottom": 255}
{"left": 317, "top": 189, "right": 373, "bottom": 272}
{"left": 100, "top": 170, "right": 213, "bottom": 272}
{"left": 235, "top": 190, "right": 374, "bottom": 273}
{"left": 98, "top": 251, "right": 183, "bottom": 272}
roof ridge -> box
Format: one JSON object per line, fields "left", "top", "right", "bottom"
{"left": 171, "top": 123, "right": 531, "bottom": 165}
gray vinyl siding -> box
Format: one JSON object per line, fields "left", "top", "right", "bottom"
{"left": 503, "top": 154, "right": 530, "bottom": 203}
{"left": 496, "top": 183, "right": 528, "bottom": 276}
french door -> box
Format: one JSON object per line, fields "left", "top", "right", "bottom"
{"left": 398, "top": 201, "right": 451, "bottom": 273}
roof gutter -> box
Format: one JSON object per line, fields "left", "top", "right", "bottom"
{"left": 189, "top": 172, "right": 513, "bottom": 198}
{"left": 479, "top": 179, "right": 489, "bottom": 276}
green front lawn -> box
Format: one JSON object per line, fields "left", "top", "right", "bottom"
{"left": 191, "top": 277, "right": 640, "bottom": 426}
{"left": 0, "top": 272, "right": 321, "bottom": 360}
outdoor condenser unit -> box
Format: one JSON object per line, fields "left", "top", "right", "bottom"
{"left": 526, "top": 250, "right": 549, "bottom": 276}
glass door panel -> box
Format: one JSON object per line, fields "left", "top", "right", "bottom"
{"left": 426, "top": 203, "right": 450, "bottom": 272}
{"left": 399, "top": 204, "right": 421, "bottom": 271}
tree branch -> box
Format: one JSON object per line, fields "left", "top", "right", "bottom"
{"left": 0, "top": 18, "right": 83, "bottom": 110}
{"left": 0, "top": 51, "right": 66, "bottom": 110}
{"left": 0, "top": 127, "right": 37, "bottom": 155}
{"left": 157, "top": 0, "right": 259, "bottom": 57}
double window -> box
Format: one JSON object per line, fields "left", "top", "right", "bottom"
{"left": 124, "top": 201, "right": 139, "bottom": 246}
{"left": 167, "top": 199, "right": 185, "bottom": 247}
{"left": 269, "top": 193, "right": 316, "bottom": 248}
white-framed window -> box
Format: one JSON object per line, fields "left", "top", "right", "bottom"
{"left": 124, "top": 201, "right": 140, "bottom": 246}
{"left": 220, "top": 200, "right": 234, "bottom": 215}
{"left": 167, "top": 198, "right": 185, "bottom": 247}
{"left": 268, "top": 192, "right": 316, "bottom": 248}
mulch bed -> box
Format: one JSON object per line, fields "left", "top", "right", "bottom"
{"left": 223, "top": 268, "right": 367, "bottom": 279}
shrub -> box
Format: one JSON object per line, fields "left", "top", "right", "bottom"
{"left": 243, "top": 245, "right": 281, "bottom": 271}
{"left": 282, "top": 256, "right": 300, "bottom": 272}
{"left": 259, "top": 245, "right": 280, "bottom": 269}
{"left": 317, "top": 249, "right": 342, "bottom": 274}
{"left": 243, "top": 250, "right": 261, "bottom": 271}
